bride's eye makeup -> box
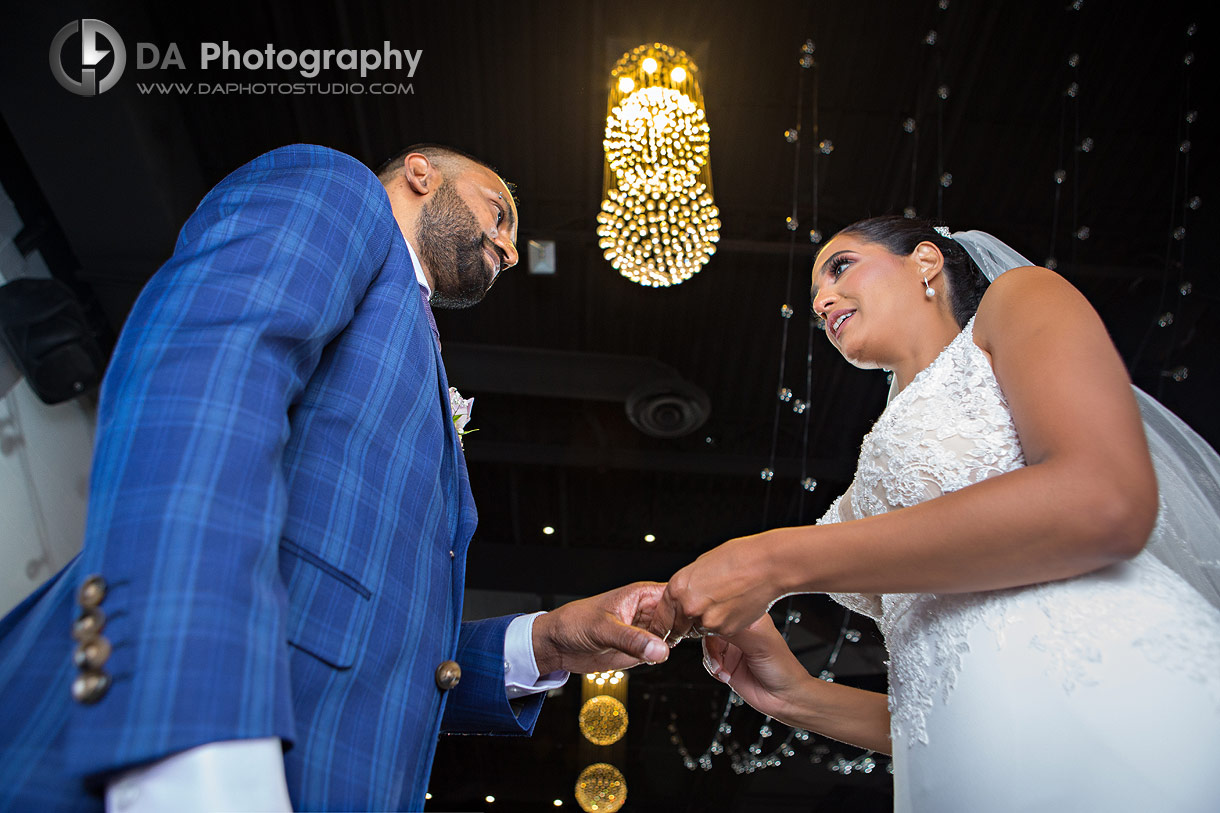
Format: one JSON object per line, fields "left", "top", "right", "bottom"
{"left": 811, "top": 254, "right": 852, "bottom": 327}
{"left": 810, "top": 249, "right": 857, "bottom": 328}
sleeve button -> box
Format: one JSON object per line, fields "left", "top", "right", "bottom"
{"left": 77, "top": 575, "right": 108, "bottom": 609}
{"left": 72, "top": 608, "right": 106, "bottom": 642}
{"left": 71, "top": 670, "right": 111, "bottom": 704}
{"left": 73, "top": 635, "right": 112, "bottom": 670}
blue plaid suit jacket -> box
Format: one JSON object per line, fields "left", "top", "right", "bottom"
{"left": 0, "top": 145, "right": 543, "bottom": 811}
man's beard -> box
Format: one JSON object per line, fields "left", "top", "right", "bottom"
{"left": 414, "top": 181, "right": 500, "bottom": 309}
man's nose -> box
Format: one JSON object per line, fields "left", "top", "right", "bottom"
{"left": 495, "top": 233, "right": 519, "bottom": 270}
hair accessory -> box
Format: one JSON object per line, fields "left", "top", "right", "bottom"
{"left": 933, "top": 225, "right": 951, "bottom": 238}
{"left": 950, "top": 230, "right": 1033, "bottom": 282}
{"left": 923, "top": 276, "right": 936, "bottom": 298}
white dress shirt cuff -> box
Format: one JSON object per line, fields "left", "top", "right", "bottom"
{"left": 504, "top": 611, "right": 569, "bottom": 699}
{"left": 105, "top": 737, "right": 291, "bottom": 813}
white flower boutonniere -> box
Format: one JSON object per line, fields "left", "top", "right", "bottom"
{"left": 449, "top": 386, "right": 478, "bottom": 449}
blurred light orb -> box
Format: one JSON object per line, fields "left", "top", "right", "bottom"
{"left": 579, "top": 696, "right": 628, "bottom": 745}
{"left": 575, "top": 763, "right": 627, "bottom": 813}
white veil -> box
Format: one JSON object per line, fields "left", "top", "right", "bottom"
{"left": 954, "top": 230, "right": 1220, "bottom": 609}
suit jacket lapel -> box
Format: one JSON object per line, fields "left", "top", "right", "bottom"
{"left": 405, "top": 247, "right": 478, "bottom": 560}
{"left": 424, "top": 303, "right": 478, "bottom": 553}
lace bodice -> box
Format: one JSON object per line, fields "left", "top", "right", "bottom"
{"left": 818, "top": 318, "right": 1220, "bottom": 748}
{"left": 823, "top": 316, "right": 1024, "bottom": 626}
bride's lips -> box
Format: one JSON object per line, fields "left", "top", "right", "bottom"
{"left": 828, "top": 308, "right": 856, "bottom": 339}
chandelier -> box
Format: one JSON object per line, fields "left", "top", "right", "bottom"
{"left": 597, "top": 43, "right": 720, "bottom": 287}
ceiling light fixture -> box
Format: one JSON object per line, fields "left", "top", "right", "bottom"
{"left": 597, "top": 43, "right": 720, "bottom": 287}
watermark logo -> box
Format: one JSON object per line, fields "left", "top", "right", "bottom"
{"left": 49, "top": 20, "right": 419, "bottom": 97}
{"left": 50, "top": 19, "right": 127, "bottom": 96}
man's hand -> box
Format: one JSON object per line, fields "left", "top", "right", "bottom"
{"left": 531, "top": 582, "right": 670, "bottom": 676}
{"left": 651, "top": 532, "right": 781, "bottom": 645}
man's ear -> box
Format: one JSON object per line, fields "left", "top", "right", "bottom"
{"left": 402, "top": 153, "right": 440, "bottom": 196}
{"left": 913, "top": 240, "right": 946, "bottom": 283}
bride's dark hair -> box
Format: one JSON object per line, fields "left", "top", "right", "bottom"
{"left": 834, "top": 216, "right": 988, "bottom": 329}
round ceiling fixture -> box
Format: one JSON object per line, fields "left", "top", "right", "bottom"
{"left": 626, "top": 380, "right": 710, "bottom": 438}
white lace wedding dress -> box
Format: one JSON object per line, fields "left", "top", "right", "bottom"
{"left": 820, "top": 317, "right": 1220, "bottom": 812}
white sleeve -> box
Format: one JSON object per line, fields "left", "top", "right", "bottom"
{"left": 503, "top": 611, "right": 570, "bottom": 699}
{"left": 105, "top": 737, "right": 292, "bottom": 813}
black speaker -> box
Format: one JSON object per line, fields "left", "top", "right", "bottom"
{"left": 0, "top": 277, "right": 104, "bottom": 404}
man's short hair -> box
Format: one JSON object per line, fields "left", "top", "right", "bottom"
{"left": 375, "top": 143, "right": 517, "bottom": 204}
{"left": 375, "top": 143, "right": 496, "bottom": 183}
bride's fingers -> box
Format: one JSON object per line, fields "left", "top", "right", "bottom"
{"left": 702, "top": 650, "right": 723, "bottom": 680}
{"left": 702, "top": 647, "right": 730, "bottom": 683}
{"left": 703, "top": 635, "right": 747, "bottom": 683}
{"left": 702, "top": 636, "right": 725, "bottom": 677}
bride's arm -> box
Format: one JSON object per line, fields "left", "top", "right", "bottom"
{"left": 702, "top": 615, "right": 892, "bottom": 754}
{"left": 658, "top": 267, "right": 1159, "bottom": 637}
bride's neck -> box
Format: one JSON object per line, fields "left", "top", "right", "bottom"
{"left": 887, "top": 314, "right": 963, "bottom": 393}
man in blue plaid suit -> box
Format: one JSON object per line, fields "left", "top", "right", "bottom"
{"left": 0, "top": 144, "right": 670, "bottom": 811}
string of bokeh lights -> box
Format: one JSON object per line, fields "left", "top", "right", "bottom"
{"left": 1154, "top": 21, "right": 1199, "bottom": 395}
{"left": 666, "top": 37, "right": 885, "bottom": 780}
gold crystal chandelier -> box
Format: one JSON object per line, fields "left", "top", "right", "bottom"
{"left": 597, "top": 43, "right": 720, "bottom": 287}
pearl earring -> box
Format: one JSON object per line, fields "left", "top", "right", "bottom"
{"left": 923, "top": 276, "right": 936, "bottom": 298}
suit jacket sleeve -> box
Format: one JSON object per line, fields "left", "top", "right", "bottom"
{"left": 440, "top": 617, "right": 545, "bottom": 735}
{"left": 65, "top": 145, "right": 397, "bottom": 780}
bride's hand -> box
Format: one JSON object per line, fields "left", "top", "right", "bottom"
{"left": 653, "top": 532, "right": 783, "bottom": 643}
{"left": 702, "top": 613, "right": 813, "bottom": 724}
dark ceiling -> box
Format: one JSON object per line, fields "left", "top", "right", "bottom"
{"left": 2, "top": 1, "right": 1215, "bottom": 810}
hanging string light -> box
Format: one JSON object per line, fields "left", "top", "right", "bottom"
{"left": 1068, "top": 4, "right": 1090, "bottom": 275}
{"left": 1130, "top": 18, "right": 1200, "bottom": 392}
{"left": 902, "top": 0, "right": 951, "bottom": 218}
{"left": 932, "top": 2, "right": 951, "bottom": 220}
{"left": 798, "top": 36, "right": 824, "bottom": 517}
{"left": 1155, "top": 21, "right": 1199, "bottom": 397}
{"left": 1047, "top": 43, "right": 1079, "bottom": 271}
{"left": 1045, "top": 1, "right": 1094, "bottom": 278}
{"left": 658, "top": 39, "right": 884, "bottom": 780}
{"left": 902, "top": 111, "right": 919, "bottom": 218}
{"left": 761, "top": 38, "right": 813, "bottom": 528}
{"left": 597, "top": 43, "right": 720, "bottom": 287}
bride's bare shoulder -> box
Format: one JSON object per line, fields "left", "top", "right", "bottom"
{"left": 973, "top": 266, "right": 1095, "bottom": 354}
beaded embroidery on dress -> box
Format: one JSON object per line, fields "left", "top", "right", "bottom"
{"left": 818, "top": 317, "right": 1220, "bottom": 761}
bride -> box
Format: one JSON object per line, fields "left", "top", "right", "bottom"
{"left": 654, "top": 216, "right": 1220, "bottom": 811}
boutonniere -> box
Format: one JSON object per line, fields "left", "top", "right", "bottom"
{"left": 449, "top": 386, "right": 478, "bottom": 449}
